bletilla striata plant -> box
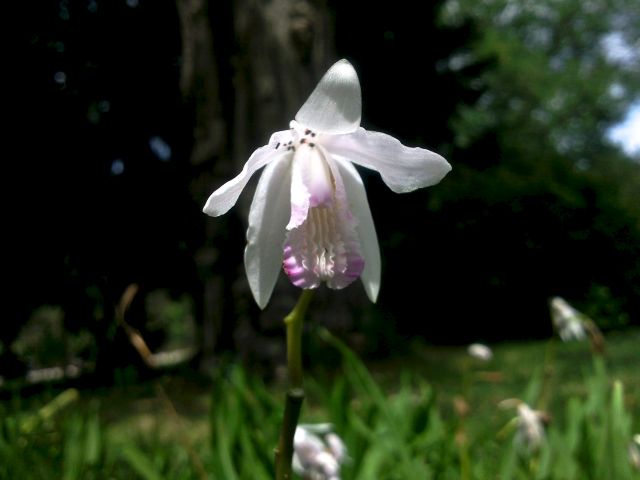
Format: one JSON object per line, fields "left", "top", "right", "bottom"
{"left": 203, "top": 60, "right": 451, "bottom": 308}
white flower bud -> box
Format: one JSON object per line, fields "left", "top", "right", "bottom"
{"left": 292, "top": 424, "right": 348, "bottom": 480}
{"left": 467, "top": 343, "right": 493, "bottom": 361}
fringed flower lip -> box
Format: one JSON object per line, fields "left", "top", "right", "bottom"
{"left": 203, "top": 59, "right": 452, "bottom": 308}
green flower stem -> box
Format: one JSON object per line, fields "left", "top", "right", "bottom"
{"left": 285, "top": 290, "right": 314, "bottom": 388}
{"left": 275, "top": 289, "right": 314, "bottom": 480}
{"left": 458, "top": 359, "right": 472, "bottom": 480}
{"left": 275, "top": 388, "right": 305, "bottom": 480}
{"left": 459, "top": 440, "right": 472, "bottom": 480}
{"left": 539, "top": 338, "right": 557, "bottom": 410}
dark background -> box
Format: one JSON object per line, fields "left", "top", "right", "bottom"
{"left": 6, "top": 0, "right": 640, "bottom": 380}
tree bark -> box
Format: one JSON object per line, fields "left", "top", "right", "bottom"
{"left": 176, "top": 0, "right": 334, "bottom": 360}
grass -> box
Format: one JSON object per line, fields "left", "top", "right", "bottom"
{"left": 1, "top": 327, "right": 639, "bottom": 479}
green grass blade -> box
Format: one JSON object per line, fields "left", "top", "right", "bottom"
{"left": 119, "top": 444, "right": 164, "bottom": 480}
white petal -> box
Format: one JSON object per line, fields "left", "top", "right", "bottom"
{"left": 203, "top": 130, "right": 292, "bottom": 217}
{"left": 324, "top": 127, "right": 452, "bottom": 193}
{"left": 334, "top": 159, "right": 381, "bottom": 302}
{"left": 326, "top": 433, "right": 348, "bottom": 463}
{"left": 286, "top": 144, "right": 334, "bottom": 230}
{"left": 295, "top": 59, "right": 361, "bottom": 135}
{"left": 244, "top": 155, "right": 293, "bottom": 309}
{"left": 287, "top": 148, "right": 311, "bottom": 230}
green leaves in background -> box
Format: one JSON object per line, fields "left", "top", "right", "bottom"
{"left": 1, "top": 333, "right": 637, "bottom": 479}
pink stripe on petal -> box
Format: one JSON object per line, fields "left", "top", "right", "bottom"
{"left": 282, "top": 203, "right": 364, "bottom": 291}
{"left": 322, "top": 151, "right": 364, "bottom": 288}
{"left": 282, "top": 140, "right": 365, "bottom": 291}
{"left": 326, "top": 235, "right": 365, "bottom": 290}
{"left": 283, "top": 240, "right": 321, "bottom": 289}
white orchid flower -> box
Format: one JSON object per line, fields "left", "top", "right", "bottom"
{"left": 467, "top": 343, "right": 493, "bottom": 361}
{"left": 499, "top": 399, "right": 547, "bottom": 452}
{"left": 549, "top": 297, "right": 587, "bottom": 342}
{"left": 515, "top": 403, "right": 546, "bottom": 451}
{"left": 203, "top": 59, "right": 451, "bottom": 308}
{"left": 292, "top": 423, "right": 348, "bottom": 480}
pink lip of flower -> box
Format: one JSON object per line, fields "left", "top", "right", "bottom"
{"left": 203, "top": 59, "right": 452, "bottom": 308}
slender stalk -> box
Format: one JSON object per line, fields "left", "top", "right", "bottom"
{"left": 538, "top": 338, "right": 556, "bottom": 410}
{"left": 459, "top": 440, "right": 472, "bottom": 480}
{"left": 275, "top": 290, "right": 314, "bottom": 480}
{"left": 583, "top": 319, "right": 606, "bottom": 356}
{"left": 457, "top": 358, "right": 472, "bottom": 480}
{"left": 285, "top": 290, "right": 314, "bottom": 388}
{"left": 275, "top": 388, "right": 305, "bottom": 480}
{"left": 115, "top": 284, "right": 207, "bottom": 479}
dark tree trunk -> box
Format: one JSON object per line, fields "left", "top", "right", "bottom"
{"left": 176, "top": 0, "right": 334, "bottom": 364}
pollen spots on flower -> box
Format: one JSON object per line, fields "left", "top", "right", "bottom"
{"left": 275, "top": 142, "right": 281, "bottom": 149}
{"left": 289, "top": 122, "right": 319, "bottom": 148}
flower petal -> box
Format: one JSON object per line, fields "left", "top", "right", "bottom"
{"left": 244, "top": 155, "right": 293, "bottom": 309}
{"left": 283, "top": 151, "right": 365, "bottom": 291}
{"left": 295, "top": 59, "right": 362, "bottom": 135}
{"left": 324, "top": 127, "right": 452, "bottom": 193}
{"left": 283, "top": 203, "right": 364, "bottom": 291}
{"left": 334, "top": 158, "right": 381, "bottom": 302}
{"left": 287, "top": 149, "right": 311, "bottom": 230}
{"left": 287, "top": 143, "right": 336, "bottom": 230}
{"left": 203, "top": 130, "right": 292, "bottom": 217}
{"left": 323, "top": 156, "right": 366, "bottom": 290}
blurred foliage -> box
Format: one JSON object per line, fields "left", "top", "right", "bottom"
{"left": 377, "top": 0, "right": 640, "bottom": 340}
{"left": 143, "top": 290, "right": 197, "bottom": 350}
{"left": 439, "top": 0, "right": 640, "bottom": 153}
{"left": 1, "top": 330, "right": 639, "bottom": 479}
{"left": 584, "top": 284, "right": 631, "bottom": 330}
{"left": 11, "top": 306, "right": 66, "bottom": 367}
{"left": 7, "top": 0, "right": 640, "bottom": 379}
